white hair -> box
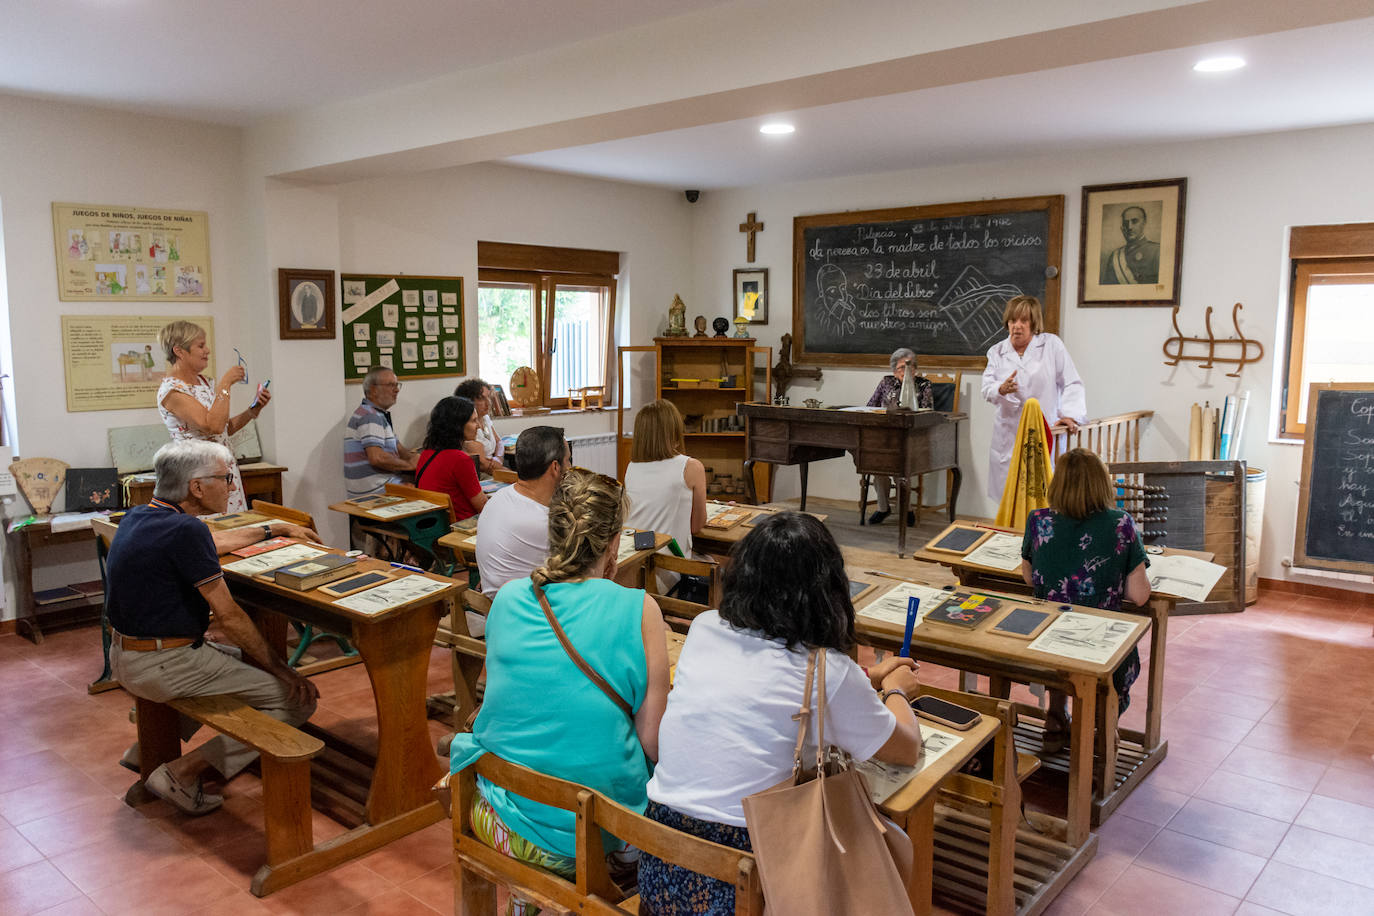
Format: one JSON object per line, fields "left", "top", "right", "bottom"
{"left": 153, "top": 440, "right": 233, "bottom": 502}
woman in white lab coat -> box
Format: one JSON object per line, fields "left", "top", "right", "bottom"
{"left": 981, "top": 296, "right": 1087, "bottom": 502}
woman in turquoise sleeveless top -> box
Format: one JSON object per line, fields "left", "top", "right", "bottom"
{"left": 450, "top": 467, "right": 671, "bottom": 898}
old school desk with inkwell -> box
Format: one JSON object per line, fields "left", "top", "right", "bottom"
{"left": 912, "top": 523, "right": 1217, "bottom": 825}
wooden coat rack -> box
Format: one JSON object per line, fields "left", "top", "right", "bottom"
{"left": 1162, "top": 302, "right": 1264, "bottom": 378}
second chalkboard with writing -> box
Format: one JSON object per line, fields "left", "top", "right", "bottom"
{"left": 793, "top": 195, "right": 1063, "bottom": 368}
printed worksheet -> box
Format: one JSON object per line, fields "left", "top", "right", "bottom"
{"left": 366, "top": 499, "right": 442, "bottom": 519}
{"left": 963, "top": 532, "right": 1024, "bottom": 572}
{"left": 1145, "top": 554, "right": 1226, "bottom": 603}
{"left": 704, "top": 501, "right": 735, "bottom": 521}
{"left": 856, "top": 723, "right": 964, "bottom": 803}
{"left": 333, "top": 574, "right": 449, "bottom": 615}
{"left": 1026, "top": 611, "right": 1143, "bottom": 665}
{"left": 223, "top": 544, "right": 327, "bottom": 576}
{"left": 857, "top": 581, "right": 950, "bottom": 628}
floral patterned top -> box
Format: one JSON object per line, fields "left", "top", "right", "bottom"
{"left": 157, "top": 375, "right": 247, "bottom": 513}
{"left": 1020, "top": 508, "right": 1147, "bottom": 611}
{"left": 867, "top": 374, "right": 934, "bottom": 410}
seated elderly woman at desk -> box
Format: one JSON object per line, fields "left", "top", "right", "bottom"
{"left": 450, "top": 468, "right": 671, "bottom": 911}
{"left": 865, "top": 347, "right": 934, "bottom": 525}
{"left": 638, "top": 512, "right": 922, "bottom": 915}
{"left": 416, "top": 396, "right": 488, "bottom": 521}
{"left": 1021, "top": 448, "right": 1150, "bottom": 752}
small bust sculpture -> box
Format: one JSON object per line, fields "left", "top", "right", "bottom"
{"left": 712, "top": 316, "right": 730, "bottom": 338}
{"left": 693, "top": 315, "right": 708, "bottom": 337}
{"left": 666, "top": 294, "right": 688, "bottom": 337}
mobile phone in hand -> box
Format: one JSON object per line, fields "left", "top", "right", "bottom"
{"left": 251, "top": 378, "right": 271, "bottom": 408}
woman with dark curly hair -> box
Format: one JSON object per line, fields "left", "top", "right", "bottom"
{"left": 454, "top": 377, "right": 506, "bottom": 474}
{"left": 638, "top": 512, "right": 923, "bottom": 915}
{"left": 416, "top": 396, "right": 487, "bottom": 520}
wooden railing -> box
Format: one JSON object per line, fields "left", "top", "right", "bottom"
{"left": 1049, "top": 410, "right": 1153, "bottom": 464}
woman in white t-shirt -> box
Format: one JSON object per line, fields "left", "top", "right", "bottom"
{"left": 454, "top": 378, "right": 505, "bottom": 474}
{"left": 639, "top": 512, "right": 924, "bottom": 915}
{"left": 624, "top": 400, "right": 706, "bottom": 592}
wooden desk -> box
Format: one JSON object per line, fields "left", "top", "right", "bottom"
{"left": 329, "top": 488, "right": 451, "bottom": 564}
{"left": 845, "top": 547, "right": 1148, "bottom": 851}
{"left": 877, "top": 715, "right": 1001, "bottom": 915}
{"left": 7, "top": 519, "right": 104, "bottom": 644}
{"left": 434, "top": 527, "right": 670, "bottom": 592}
{"left": 690, "top": 503, "right": 829, "bottom": 555}
{"left": 220, "top": 551, "right": 458, "bottom": 894}
{"left": 738, "top": 404, "right": 964, "bottom": 556}
{"left": 912, "top": 523, "right": 1216, "bottom": 825}
{"left": 126, "top": 462, "right": 287, "bottom": 506}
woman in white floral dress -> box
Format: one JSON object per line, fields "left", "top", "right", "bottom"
{"left": 155, "top": 321, "right": 269, "bottom": 513}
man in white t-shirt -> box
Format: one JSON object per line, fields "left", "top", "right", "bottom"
{"left": 476, "top": 426, "right": 570, "bottom": 597}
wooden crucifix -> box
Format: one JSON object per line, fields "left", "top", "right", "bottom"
{"left": 739, "top": 211, "right": 764, "bottom": 263}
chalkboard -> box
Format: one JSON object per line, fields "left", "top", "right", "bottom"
{"left": 793, "top": 196, "right": 1063, "bottom": 368}
{"left": 926, "top": 524, "right": 991, "bottom": 555}
{"left": 341, "top": 274, "right": 465, "bottom": 383}
{"left": 1295, "top": 383, "right": 1374, "bottom": 574}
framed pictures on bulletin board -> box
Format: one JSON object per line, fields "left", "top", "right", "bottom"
{"left": 341, "top": 273, "right": 465, "bottom": 382}
{"left": 277, "top": 268, "right": 336, "bottom": 339}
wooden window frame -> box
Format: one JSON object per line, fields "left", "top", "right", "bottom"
{"left": 1281, "top": 224, "right": 1374, "bottom": 439}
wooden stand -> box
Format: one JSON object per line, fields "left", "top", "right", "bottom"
{"left": 7, "top": 520, "right": 104, "bottom": 644}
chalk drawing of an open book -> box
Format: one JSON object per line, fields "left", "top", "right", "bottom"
{"left": 937, "top": 265, "right": 1023, "bottom": 350}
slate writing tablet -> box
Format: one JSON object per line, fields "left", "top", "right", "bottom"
{"left": 317, "top": 571, "right": 394, "bottom": 598}
{"left": 926, "top": 525, "right": 991, "bottom": 555}
{"left": 991, "top": 607, "right": 1055, "bottom": 639}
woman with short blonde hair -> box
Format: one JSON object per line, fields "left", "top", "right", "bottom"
{"left": 155, "top": 320, "right": 269, "bottom": 513}
{"left": 449, "top": 468, "right": 671, "bottom": 907}
{"left": 625, "top": 400, "right": 706, "bottom": 562}
{"left": 1021, "top": 447, "right": 1150, "bottom": 751}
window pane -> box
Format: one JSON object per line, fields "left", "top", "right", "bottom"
{"left": 548, "top": 286, "right": 605, "bottom": 398}
{"left": 477, "top": 283, "right": 534, "bottom": 386}
{"left": 1297, "top": 281, "right": 1374, "bottom": 418}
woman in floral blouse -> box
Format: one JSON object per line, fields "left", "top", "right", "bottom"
{"left": 864, "top": 347, "right": 934, "bottom": 525}
{"left": 1021, "top": 448, "right": 1150, "bottom": 752}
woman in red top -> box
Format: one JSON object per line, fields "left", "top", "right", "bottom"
{"left": 416, "top": 396, "right": 489, "bottom": 520}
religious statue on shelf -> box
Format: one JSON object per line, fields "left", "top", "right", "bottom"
{"left": 712, "top": 317, "right": 730, "bottom": 338}
{"left": 693, "top": 315, "right": 708, "bottom": 338}
{"left": 666, "top": 294, "right": 688, "bottom": 337}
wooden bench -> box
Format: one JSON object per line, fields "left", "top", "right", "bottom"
{"left": 429, "top": 587, "right": 490, "bottom": 734}
{"left": 125, "top": 693, "right": 325, "bottom": 895}
{"left": 450, "top": 753, "right": 763, "bottom": 915}
{"left": 644, "top": 553, "right": 721, "bottom": 633}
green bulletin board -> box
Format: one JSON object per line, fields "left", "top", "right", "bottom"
{"left": 341, "top": 273, "right": 465, "bottom": 382}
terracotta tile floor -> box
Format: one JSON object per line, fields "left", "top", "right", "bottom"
{"left": 1, "top": 587, "right": 1371, "bottom": 915}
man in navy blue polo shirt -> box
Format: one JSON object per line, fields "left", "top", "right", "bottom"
{"left": 108, "top": 440, "right": 320, "bottom": 815}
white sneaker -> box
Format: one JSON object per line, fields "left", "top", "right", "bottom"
{"left": 145, "top": 764, "right": 223, "bottom": 815}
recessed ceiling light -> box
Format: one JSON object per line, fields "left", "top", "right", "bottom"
{"left": 1194, "top": 56, "right": 1245, "bottom": 73}
{"left": 759, "top": 122, "right": 795, "bottom": 135}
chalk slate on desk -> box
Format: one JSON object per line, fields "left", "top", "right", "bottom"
{"left": 928, "top": 526, "right": 988, "bottom": 554}
{"left": 1295, "top": 383, "right": 1374, "bottom": 574}
{"left": 793, "top": 195, "right": 1063, "bottom": 368}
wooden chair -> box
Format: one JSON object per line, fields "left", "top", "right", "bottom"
{"left": 432, "top": 587, "right": 491, "bottom": 735}
{"left": 644, "top": 553, "right": 722, "bottom": 632}
{"left": 450, "top": 754, "right": 763, "bottom": 916}
{"left": 250, "top": 500, "right": 359, "bottom": 670}
{"left": 914, "top": 685, "right": 1071, "bottom": 916}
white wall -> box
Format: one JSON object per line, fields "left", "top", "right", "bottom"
{"left": 687, "top": 121, "right": 1374, "bottom": 591}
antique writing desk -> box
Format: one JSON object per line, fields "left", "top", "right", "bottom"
{"left": 738, "top": 403, "right": 964, "bottom": 556}
{"left": 912, "top": 524, "right": 1217, "bottom": 825}
{"left": 126, "top": 461, "right": 287, "bottom": 507}
{"left": 221, "top": 552, "right": 458, "bottom": 893}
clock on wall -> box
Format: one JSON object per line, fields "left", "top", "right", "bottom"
{"left": 508, "top": 366, "right": 541, "bottom": 407}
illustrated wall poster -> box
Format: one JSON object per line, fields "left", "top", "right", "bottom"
{"left": 61, "top": 315, "right": 214, "bottom": 412}
{"left": 52, "top": 203, "right": 212, "bottom": 301}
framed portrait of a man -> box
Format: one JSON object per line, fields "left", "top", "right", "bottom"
{"left": 1079, "top": 178, "right": 1186, "bottom": 307}
{"left": 278, "top": 267, "right": 337, "bottom": 339}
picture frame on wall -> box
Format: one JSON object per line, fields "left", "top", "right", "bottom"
{"left": 1079, "top": 177, "right": 1186, "bottom": 307}
{"left": 733, "top": 267, "right": 769, "bottom": 325}
{"left": 277, "top": 268, "right": 336, "bottom": 339}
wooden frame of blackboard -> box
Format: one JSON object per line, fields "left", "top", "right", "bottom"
{"left": 924, "top": 522, "right": 993, "bottom": 556}
{"left": 792, "top": 195, "right": 1064, "bottom": 370}
{"left": 1294, "top": 382, "right": 1374, "bottom": 575}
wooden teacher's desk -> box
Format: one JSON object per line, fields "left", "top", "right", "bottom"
{"left": 738, "top": 403, "right": 964, "bottom": 556}
{"left": 126, "top": 461, "right": 288, "bottom": 507}
{"left": 911, "top": 523, "right": 1216, "bottom": 825}
{"left": 220, "top": 550, "right": 458, "bottom": 893}
{"left": 844, "top": 547, "right": 1148, "bottom": 852}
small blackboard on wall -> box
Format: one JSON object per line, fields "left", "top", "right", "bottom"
{"left": 793, "top": 196, "right": 1063, "bottom": 369}
{"left": 1295, "top": 383, "right": 1374, "bottom": 574}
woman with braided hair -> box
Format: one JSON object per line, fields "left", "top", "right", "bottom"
{"left": 449, "top": 467, "right": 671, "bottom": 913}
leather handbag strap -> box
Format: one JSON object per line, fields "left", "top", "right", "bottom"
{"left": 789, "top": 651, "right": 817, "bottom": 778}
{"left": 532, "top": 580, "right": 634, "bottom": 722}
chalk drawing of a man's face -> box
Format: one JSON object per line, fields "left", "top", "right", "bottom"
{"left": 816, "top": 264, "right": 857, "bottom": 336}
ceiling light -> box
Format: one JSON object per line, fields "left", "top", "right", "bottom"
{"left": 759, "top": 122, "right": 795, "bottom": 135}
{"left": 1194, "top": 56, "right": 1245, "bottom": 73}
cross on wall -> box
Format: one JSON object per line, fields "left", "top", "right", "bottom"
{"left": 739, "top": 211, "right": 764, "bottom": 263}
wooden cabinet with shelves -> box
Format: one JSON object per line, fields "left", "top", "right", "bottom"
{"left": 618, "top": 337, "right": 771, "bottom": 501}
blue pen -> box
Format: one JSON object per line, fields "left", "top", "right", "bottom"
{"left": 390, "top": 561, "right": 425, "bottom": 573}
{"left": 901, "top": 597, "right": 919, "bottom": 658}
